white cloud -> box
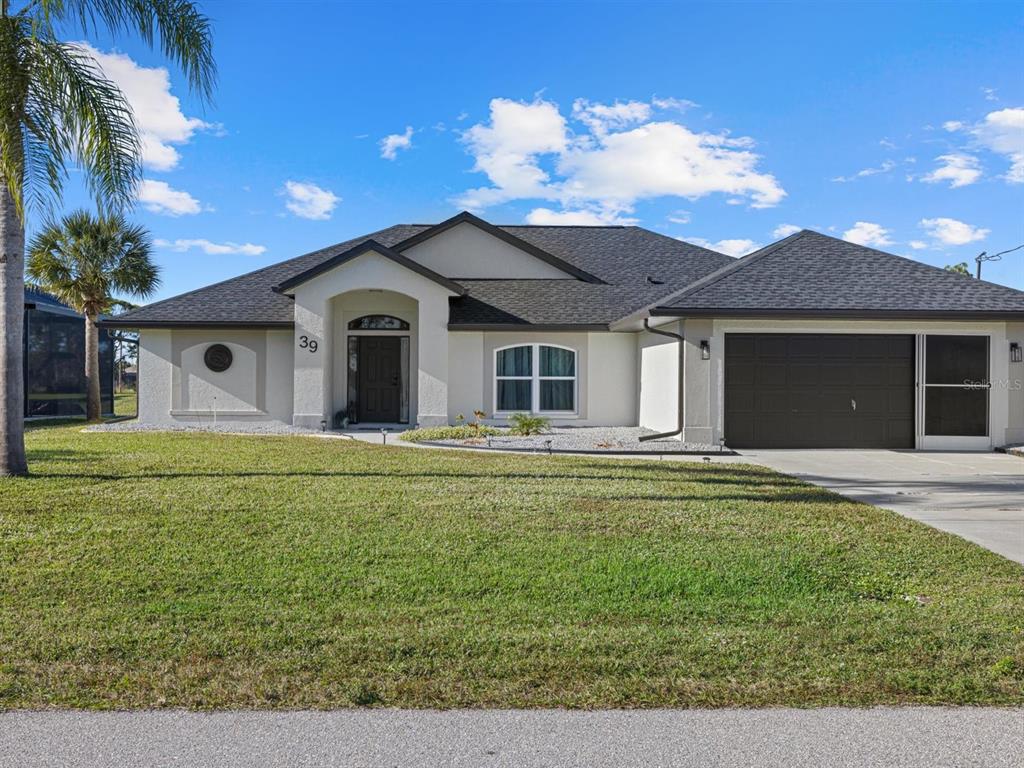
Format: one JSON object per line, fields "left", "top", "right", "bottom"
{"left": 154, "top": 238, "right": 266, "bottom": 256}
{"left": 78, "top": 43, "right": 211, "bottom": 172}
{"left": 772, "top": 223, "right": 802, "bottom": 239}
{"left": 572, "top": 99, "right": 651, "bottom": 135}
{"left": 908, "top": 240, "right": 928, "bottom": 250}
{"left": 941, "top": 108, "right": 1024, "bottom": 183}
{"left": 380, "top": 126, "right": 414, "bottom": 160}
{"left": 458, "top": 98, "right": 568, "bottom": 208}
{"left": 137, "top": 179, "right": 201, "bottom": 216}
{"left": 667, "top": 210, "right": 691, "bottom": 225}
{"left": 982, "top": 87, "right": 998, "bottom": 102}
{"left": 687, "top": 237, "right": 762, "bottom": 257}
{"left": 919, "top": 217, "right": 989, "bottom": 246}
{"left": 879, "top": 137, "right": 896, "bottom": 149}
{"left": 971, "top": 108, "right": 1024, "bottom": 182}
{"left": 282, "top": 181, "right": 340, "bottom": 220}
{"left": 525, "top": 207, "right": 636, "bottom": 225}
{"left": 455, "top": 96, "right": 785, "bottom": 218}
{"left": 842, "top": 221, "right": 892, "bottom": 247}
{"left": 652, "top": 96, "right": 700, "bottom": 112}
{"left": 832, "top": 160, "right": 895, "bottom": 182}
{"left": 921, "top": 153, "right": 982, "bottom": 188}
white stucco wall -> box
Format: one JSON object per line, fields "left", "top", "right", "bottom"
{"left": 401, "top": 221, "right": 573, "bottom": 279}
{"left": 447, "top": 331, "right": 485, "bottom": 421}
{"left": 587, "top": 332, "right": 637, "bottom": 426}
{"left": 136, "top": 328, "right": 293, "bottom": 425}
{"left": 1006, "top": 321, "right": 1024, "bottom": 445}
{"left": 288, "top": 249, "right": 457, "bottom": 428}
{"left": 446, "top": 330, "right": 637, "bottom": 426}
{"left": 700, "top": 318, "right": 1015, "bottom": 450}
{"left": 637, "top": 324, "right": 680, "bottom": 435}
{"left": 137, "top": 329, "right": 172, "bottom": 423}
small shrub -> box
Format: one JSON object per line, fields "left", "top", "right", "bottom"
{"left": 508, "top": 412, "right": 550, "bottom": 436}
{"left": 352, "top": 683, "right": 382, "bottom": 707}
{"left": 400, "top": 425, "right": 502, "bottom": 443}
{"left": 991, "top": 657, "right": 1018, "bottom": 678}
{"left": 852, "top": 573, "right": 905, "bottom": 602}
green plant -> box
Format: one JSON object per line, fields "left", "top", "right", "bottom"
{"left": 399, "top": 425, "right": 502, "bottom": 443}
{"left": 508, "top": 412, "right": 550, "bottom": 436}
{"left": 28, "top": 210, "right": 159, "bottom": 420}
{"left": 0, "top": 0, "right": 216, "bottom": 475}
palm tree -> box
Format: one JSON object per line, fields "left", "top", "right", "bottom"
{"left": 28, "top": 210, "right": 158, "bottom": 420}
{"left": 0, "top": 0, "right": 215, "bottom": 475}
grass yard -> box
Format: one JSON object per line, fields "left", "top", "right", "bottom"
{"left": 1, "top": 422, "right": 1021, "bottom": 710}
{"left": 113, "top": 391, "right": 137, "bottom": 418}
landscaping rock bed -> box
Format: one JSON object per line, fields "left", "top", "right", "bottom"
{"left": 423, "top": 426, "right": 730, "bottom": 454}
{"left": 85, "top": 421, "right": 320, "bottom": 436}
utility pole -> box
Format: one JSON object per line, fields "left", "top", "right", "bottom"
{"left": 975, "top": 243, "right": 1024, "bottom": 279}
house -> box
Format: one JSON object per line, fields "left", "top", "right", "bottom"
{"left": 105, "top": 212, "right": 1024, "bottom": 450}
{"left": 24, "top": 287, "right": 115, "bottom": 417}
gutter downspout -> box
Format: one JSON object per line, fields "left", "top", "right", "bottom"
{"left": 638, "top": 317, "right": 685, "bottom": 442}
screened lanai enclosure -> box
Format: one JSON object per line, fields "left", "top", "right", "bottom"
{"left": 23, "top": 287, "right": 114, "bottom": 418}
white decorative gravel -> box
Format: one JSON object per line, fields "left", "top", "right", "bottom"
{"left": 430, "top": 426, "right": 722, "bottom": 453}
{"left": 85, "top": 420, "right": 320, "bottom": 436}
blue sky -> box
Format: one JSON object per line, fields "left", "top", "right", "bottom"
{"left": 56, "top": 0, "right": 1024, "bottom": 301}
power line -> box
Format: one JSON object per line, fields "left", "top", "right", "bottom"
{"left": 975, "top": 243, "right": 1024, "bottom": 279}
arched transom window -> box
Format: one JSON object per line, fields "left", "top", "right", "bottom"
{"left": 348, "top": 314, "right": 409, "bottom": 331}
{"left": 495, "top": 344, "right": 576, "bottom": 414}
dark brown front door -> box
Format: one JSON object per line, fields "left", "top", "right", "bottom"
{"left": 725, "top": 333, "right": 915, "bottom": 449}
{"left": 357, "top": 336, "right": 402, "bottom": 423}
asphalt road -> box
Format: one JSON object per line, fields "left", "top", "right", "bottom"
{"left": 2, "top": 708, "right": 1022, "bottom": 768}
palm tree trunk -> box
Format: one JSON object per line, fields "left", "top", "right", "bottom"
{"left": 0, "top": 181, "right": 28, "bottom": 476}
{"left": 85, "top": 311, "right": 100, "bottom": 421}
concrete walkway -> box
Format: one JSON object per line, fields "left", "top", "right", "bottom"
{"left": 739, "top": 449, "right": 1024, "bottom": 564}
{"left": 2, "top": 708, "right": 1021, "bottom": 768}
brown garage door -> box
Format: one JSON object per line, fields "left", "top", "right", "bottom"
{"left": 725, "top": 334, "right": 915, "bottom": 449}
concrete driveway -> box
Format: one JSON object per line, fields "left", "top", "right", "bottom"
{"left": 736, "top": 449, "right": 1024, "bottom": 564}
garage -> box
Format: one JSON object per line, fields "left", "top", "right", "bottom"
{"left": 724, "top": 333, "right": 915, "bottom": 449}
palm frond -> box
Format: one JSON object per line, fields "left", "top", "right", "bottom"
{"left": 27, "top": 208, "right": 159, "bottom": 316}
{"left": 39, "top": 0, "right": 216, "bottom": 102}
{"left": 28, "top": 37, "right": 141, "bottom": 211}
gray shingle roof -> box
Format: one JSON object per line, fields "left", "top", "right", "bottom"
{"left": 654, "top": 230, "right": 1024, "bottom": 318}
{"left": 108, "top": 220, "right": 733, "bottom": 328}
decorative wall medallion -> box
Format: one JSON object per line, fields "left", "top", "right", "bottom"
{"left": 204, "top": 344, "right": 233, "bottom": 372}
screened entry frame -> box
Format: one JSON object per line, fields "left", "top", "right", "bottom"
{"left": 23, "top": 296, "right": 115, "bottom": 418}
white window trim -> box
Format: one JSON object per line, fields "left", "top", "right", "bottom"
{"left": 493, "top": 343, "right": 578, "bottom": 416}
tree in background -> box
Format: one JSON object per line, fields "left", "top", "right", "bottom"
{"left": 28, "top": 210, "right": 158, "bottom": 420}
{"left": 944, "top": 262, "right": 971, "bottom": 276}
{"left": 0, "top": 0, "right": 215, "bottom": 475}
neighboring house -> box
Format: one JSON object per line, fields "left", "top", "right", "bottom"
{"left": 105, "top": 212, "right": 1024, "bottom": 450}
{"left": 24, "top": 287, "right": 114, "bottom": 418}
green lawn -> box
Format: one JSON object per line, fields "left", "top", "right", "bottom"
{"left": 113, "top": 391, "right": 137, "bottom": 418}
{"left": 1, "top": 422, "right": 1021, "bottom": 710}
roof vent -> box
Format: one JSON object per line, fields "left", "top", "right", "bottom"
{"left": 646, "top": 276, "right": 665, "bottom": 285}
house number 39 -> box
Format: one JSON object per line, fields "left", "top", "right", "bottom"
{"left": 299, "top": 335, "right": 318, "bottom": 353}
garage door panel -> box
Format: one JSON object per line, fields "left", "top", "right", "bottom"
{"left": 788, "top": 364, "right": 820, "bottom": 387}
{"left": 755, "top": 390, "right": 788, "bottom": 413}
{"left": 756, "top": 364, "right": 787, "bottom": 386}
{"left": 725, "top": 333, "right": 915, "bottom": 449}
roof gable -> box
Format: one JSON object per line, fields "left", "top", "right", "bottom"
{"left": 651, "top": 230, "right": 1024, "bottom": 318}
{"left": 392, "top": 211, "right": 605, "bottom": 284}
{"left": 272, "top": 239, "right": 465, "bottom": 295}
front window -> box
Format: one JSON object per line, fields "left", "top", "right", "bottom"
{"left": 495, "top": 344, "right": 576, "bottom": 414}
{"left": 348, "top": 314, "right": 409, "bottom": 331}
